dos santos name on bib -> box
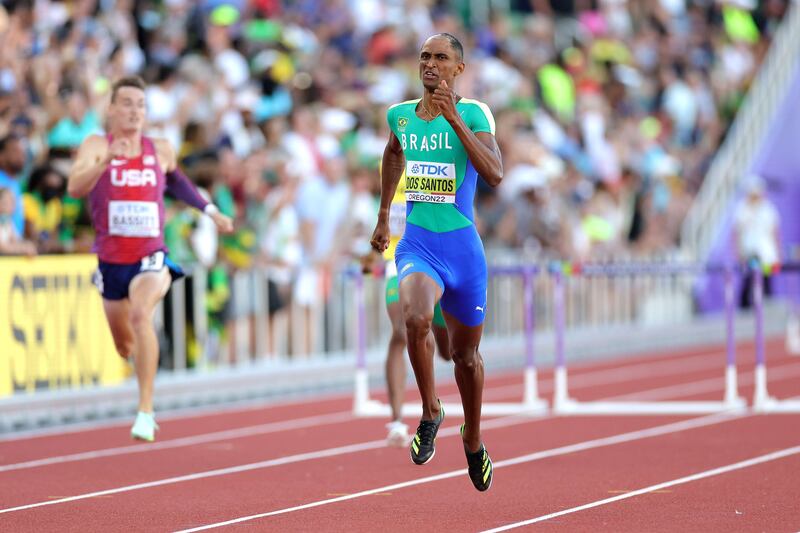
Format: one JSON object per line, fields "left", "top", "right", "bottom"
{"left": 405, "top": 160, "right": 456, "bottom": 204}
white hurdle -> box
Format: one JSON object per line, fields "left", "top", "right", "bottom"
{"left": 551, "top": 264, "right": 747, "bottom": 416}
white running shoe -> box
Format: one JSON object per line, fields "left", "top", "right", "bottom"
{"left": 386, "top": 420, "right": 410, "bottom": 448}
{"left": 131, "top": 411, "right": 159, "bottom": 442}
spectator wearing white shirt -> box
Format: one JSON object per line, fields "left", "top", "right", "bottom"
{"left": 734, "top": 175, "right": 781, "bottom": 308}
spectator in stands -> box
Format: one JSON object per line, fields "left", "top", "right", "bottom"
{"left": 295, "top": 150, "right": 351, "bottom": 354}
{"left": 0, "top": 186, "right": 36, "bottom": 256}
{"left": 22, "top": 164, "right": 68, "bottom": 253}
{"left": 0, "top": 0, "right": 789, "bottom": 360}
{"left": 734, "top": 175, "right": 781, "bottom": 308}
{"left": 0, "top": 134, "right": 25, "bottom": 237}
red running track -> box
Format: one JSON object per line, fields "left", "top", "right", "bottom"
{"left": 0, "top": 338, "right": 798, "bottom": 532}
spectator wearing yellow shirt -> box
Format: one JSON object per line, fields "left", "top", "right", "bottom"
{"left": 22, "top": 165, "right": 68, "bottom": 254}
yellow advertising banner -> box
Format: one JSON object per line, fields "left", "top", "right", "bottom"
{"left": 0, "top": 255, "right": 129, "bottom": 397}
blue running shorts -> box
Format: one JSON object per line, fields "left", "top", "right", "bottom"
{"left": 395, "top": 223, "right": 487, "bottom": 327}
{"left": 94, "top": 250, "right": 184, "bottom": 301}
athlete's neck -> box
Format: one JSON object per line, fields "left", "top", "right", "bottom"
{"left": 420, "top": 93, "right": 440, "bottom": 119}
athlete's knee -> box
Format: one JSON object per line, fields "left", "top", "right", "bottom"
{"left": 389, "top": 328, "right": 406, "bottom": 347}
{"left": 129, "top": 305, "right": 152, "bottom": 330}
{"left": 404, "top": 309, "right": 433, "bottom": 338}
{"left": 452, "top": 346, "right": 482, "bottom": 371}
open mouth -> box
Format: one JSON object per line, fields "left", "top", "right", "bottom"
{"left": 423, "top": 71, "right": 438, "bottom": 80}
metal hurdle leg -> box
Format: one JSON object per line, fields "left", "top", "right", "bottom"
{"left": 521, "top": 268, "right": 548, "bottom": 414}
{"left": 724, "top": 268, "right": 746, "bottom": 408}
{"left": 352, "top": 271, "right": 382, "bottom": 416}
{"left": 752, "top": 265, "right": 800, "bottom": 412}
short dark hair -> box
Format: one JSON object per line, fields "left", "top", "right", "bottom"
{"left": 431, "top": 33, "right": 464, "bottom": 62}
{"left": 111, "top": 76, "right": 146, "bottom": 102}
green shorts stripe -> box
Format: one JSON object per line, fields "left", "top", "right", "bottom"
{"left": 386, "top": 275, "right": 446, "bottom": 328}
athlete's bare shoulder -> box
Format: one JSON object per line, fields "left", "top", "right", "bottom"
{"left": 74, "top": 134, "right": 110, "bottom": 167}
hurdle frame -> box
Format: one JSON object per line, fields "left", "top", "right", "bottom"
{"left": 552, "top": 263, "right": 747, "bottom": 415}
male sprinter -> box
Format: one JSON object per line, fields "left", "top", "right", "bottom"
{"left": 370, "top": 34, "right": 502, "bottom": 491}
{"left": 68, "top": 76, "right": 233, "bottom": 441}
{"left": 378, "top": 171, "right": 451, "bottom": 447}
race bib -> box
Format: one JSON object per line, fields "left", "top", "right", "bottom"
{"left": 388, "top": 202, "right": 406, "bottom": 237}
{"left": 140, "top": 251, "right": 165, "bottom": 272}
{"left": 405, "top": 160, "right": 456, "bottom": 204}
{"left": 108, "top": 201, "right": 160, "bottom": 237}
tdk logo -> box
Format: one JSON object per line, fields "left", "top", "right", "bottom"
{"left": 111, "top": 168, "right": 157, "bottom": 187}
{"left": 416, "top": 163, "right": 448, "bottom": 176}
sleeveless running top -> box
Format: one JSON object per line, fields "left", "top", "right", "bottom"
{"left": 386, "top": 98, "right": 495, "bottom": 234}
{"left": 89, "top": 136, "right": 167, "bottom": 263}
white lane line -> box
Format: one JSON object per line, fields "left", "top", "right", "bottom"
{"left": 0, "top": 415, "right": 534, "bottom": 515}
{"left": 0, "top": 391, "right": 352, "bottom": 443}
{"left": 172, "top": 413, "right": 747, "bottom": 532}
{"left": 481, "top": 444, "right": 800, "bottom": 532}
{"left": 0, "top": 349, "right": 731, "bottom": 473}
{"left": 0, "top": 412, "right": 355, "bottom": 473}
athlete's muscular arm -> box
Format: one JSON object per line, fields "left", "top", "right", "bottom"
{"left": 67, "top": 135, "right": 124, "bottom": 198}
{"left": 370, "top": 133, "right": 405, "bottom": 253}
{"left": 157, "top": 139, "right": 234, "bottom": 234}
{"left": 432, "top": 81, "right": 503, "bottom": 187}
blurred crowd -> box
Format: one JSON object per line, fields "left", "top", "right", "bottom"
{"left": 0, "top": 0, "right": 790, "bottom": 356}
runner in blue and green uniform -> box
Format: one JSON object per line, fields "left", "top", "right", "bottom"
{"left": 370, "top": 33, "right": 503, "bottom": 492}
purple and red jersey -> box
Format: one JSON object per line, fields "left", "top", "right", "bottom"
{"left": 88, "top": 136, "right": 168, "bottom": 264}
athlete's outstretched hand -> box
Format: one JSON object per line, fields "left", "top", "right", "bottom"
{"left": 370, "top": 218, "right": 390, "bottom": 253}
{"left": 432, "top": 80, "right": 458, "bottom": 122}
{"left": 211, "top": 211, "right": 234, "bottom": 234}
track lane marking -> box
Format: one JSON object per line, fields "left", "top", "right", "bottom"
{"left": 481, "top": 444, "right": 800, "bottom": 532}
{"left": 172, "top": 413, "right": 751, "bottom": 532}
{"left": 0, "top": 348, "right": 749, "bottom": 473}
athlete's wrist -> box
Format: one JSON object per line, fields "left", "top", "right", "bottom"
{"left": 203, "top": 204, "right": 220, "bottom": 216}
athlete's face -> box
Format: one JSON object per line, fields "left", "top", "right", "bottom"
{"left": 419, "top": 37, "right": 464, "bottom": 91}
{"left": 110, "top": 87, "right": 146, "bottom": 133}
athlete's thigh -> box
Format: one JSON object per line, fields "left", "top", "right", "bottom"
{"left": 437, "top": 228, "right": 487, "bottom": 328}
{"left": 399, "top": 272, "right": 442, "bottom": 319}
{"left": 439, "top": 275, "right": 487, "bottom": 329}
{"left": 103, "top": 298, "right": 134, "bottom": 344}
{"left": 396, "top": 252, "right": 444, "bottom": 316}
{"left": 129, "top": 268, "right": 171, "bottom": 311}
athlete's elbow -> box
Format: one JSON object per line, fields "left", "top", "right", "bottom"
{"left": 483, "top": 169, "right": 503, "bottom": 188}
